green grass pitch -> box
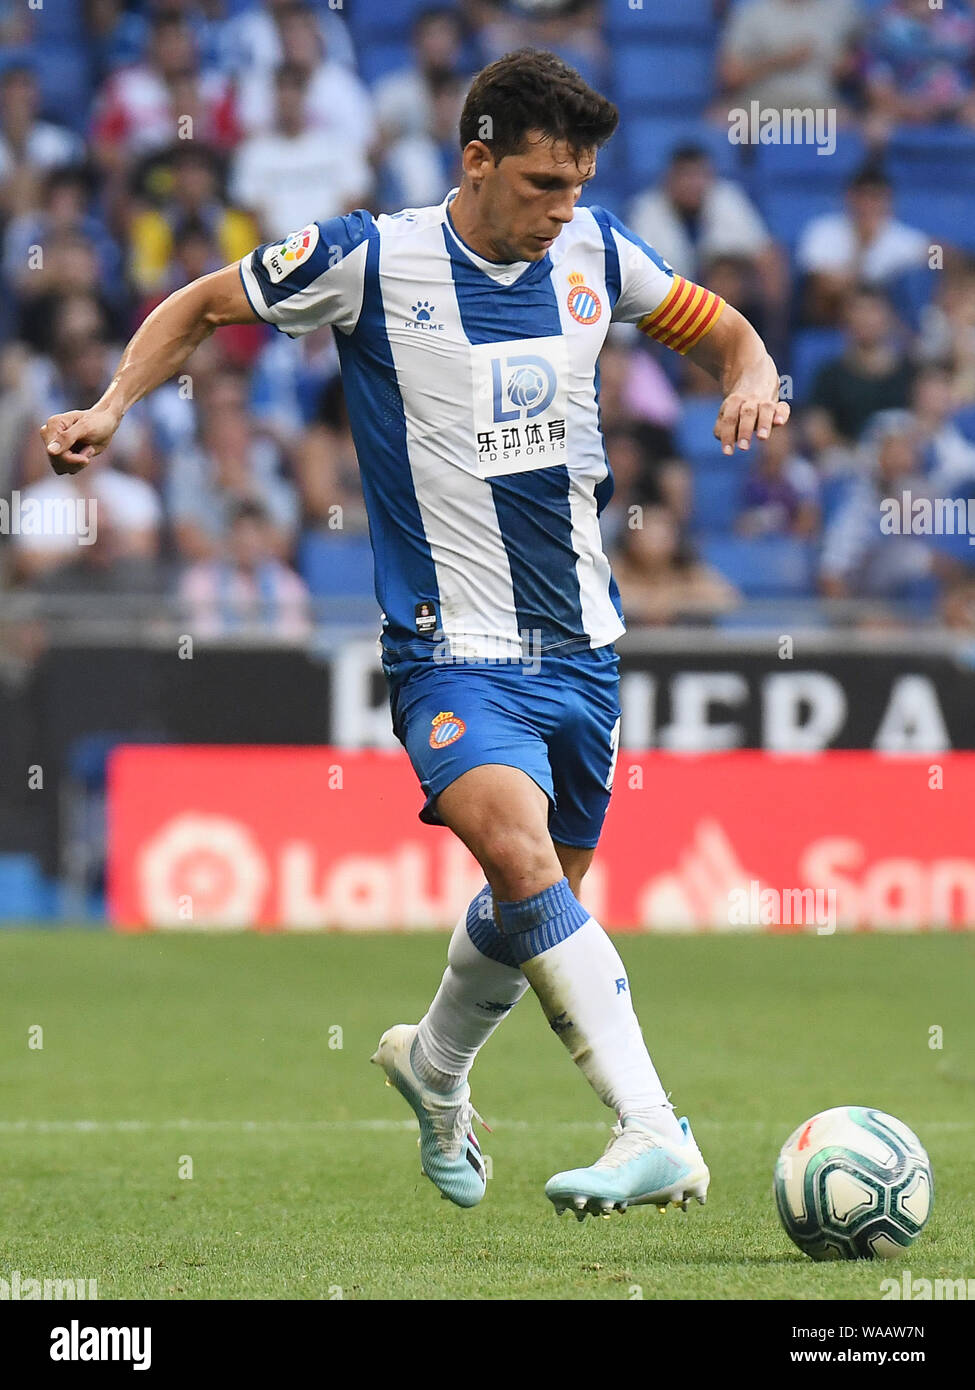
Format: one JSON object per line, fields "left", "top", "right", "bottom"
{"left": 0, "top": 928, "right": 972, "bottom": 1300}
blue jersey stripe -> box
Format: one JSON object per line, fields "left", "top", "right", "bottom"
{"left": 489, "top": 466, "right": 585, "bottom": 646}
{"left": 590, "top": 206, "right": 622, "bottom": 313}
{"left": 444, "top": 224, "right": 560, "bottom": 345}
{"left": 336, "top": 227, "right": 441, "bottom": 650}
{"left": 446, "top": 224, "right": 586, "bottom": 646}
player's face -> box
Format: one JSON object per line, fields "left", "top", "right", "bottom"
{"left": 468, "top": 134, "right": 596, "bottom": 263}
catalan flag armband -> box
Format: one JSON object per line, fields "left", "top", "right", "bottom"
{"left": 637, "top": 275, "right": 726, "bottom": 355}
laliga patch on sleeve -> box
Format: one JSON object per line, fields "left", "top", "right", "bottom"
{"left": 262, "top": 224, "right": 320, "bottom": 284}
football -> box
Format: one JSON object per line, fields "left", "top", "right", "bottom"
{"left": 773, "top": 1106, "right": 934, "bottom": 1261}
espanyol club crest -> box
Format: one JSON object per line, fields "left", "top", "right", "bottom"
{"left": 429, "top": 711, "right": 467, "bottom": 749}
{"left": 566, "top": 272, "right": 601, "bottom": 325}
{"left": 262, "top": 223, "right": 320, "bottom": 284}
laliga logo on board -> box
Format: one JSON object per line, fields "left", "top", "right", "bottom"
{"left": 137, "top": 813, "right": 268, "bottom": 927}
{"left": 566, "top": 271, "right": 601, "bottom": 324}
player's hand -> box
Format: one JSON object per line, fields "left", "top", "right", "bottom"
{"left": 714, "top": 381, "right": 790, "bottom": 456}
{"left": 39, "top": 407, "right": 119, "bottom": 475}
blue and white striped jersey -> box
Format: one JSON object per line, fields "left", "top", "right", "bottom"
{"left": 238, "top": 189, "right": 725, "bottom": 662}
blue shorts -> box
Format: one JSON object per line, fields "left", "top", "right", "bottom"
{"left": 385, "top": 645, "right": 621, "bottom": 850}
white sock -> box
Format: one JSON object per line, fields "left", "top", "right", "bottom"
{"left": 413, "top": 893, "right": 530, "bottom": 1093}
{"left": 516, "top": 910, "right": 684, "bottom": 1145}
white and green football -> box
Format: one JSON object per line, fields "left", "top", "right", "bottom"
{"left": 773, "top": 1106, "right": 933, "bottom": 1261}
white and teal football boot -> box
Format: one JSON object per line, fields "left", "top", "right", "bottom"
{"left": 545, "top": 1115, "right": 710, "bottom": 1220}
{"left": 371, "top": 1024, "right": 487, "bottom": 1209}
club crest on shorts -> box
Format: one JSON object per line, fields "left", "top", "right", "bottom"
{"left": 429, "top": 711, "right": 466, "bottom": 749}
{"left": 566, "top": 272, "right": 601, "bottom": 325}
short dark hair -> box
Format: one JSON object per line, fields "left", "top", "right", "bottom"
{"left": 230, "top": 499, "right": 270, "bottom": 527}
{"left": 848, "top": 163, "right": 891, "bottom": 194}
{"left": 459, "top": 49, "right": 618, "bottom": 164}
{"left": 669, "top": 143, "right": 710, "bottom": 167}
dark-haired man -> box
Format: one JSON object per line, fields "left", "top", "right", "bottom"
{"left": 40, "top": 50, "right": 789, "bottom": 1221}
{"left": 797, "top": 165, "right": 929, "bottom": 325}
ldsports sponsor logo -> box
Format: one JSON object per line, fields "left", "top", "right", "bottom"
{"left": 108, "top": 749, "right": 975, "bottom": 931}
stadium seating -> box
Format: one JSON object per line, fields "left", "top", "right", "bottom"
{"left": 298, "top": 532, "right": 376, "bottom": 598}
{"left": 699, "top": 535, "right": 817, "bottom": 597}
{"left": 895, "top": 189, "right": 975, "bottom": 255}
{"left": 614, "top": 45, "right": 714, "bottom": 114}
{"left": 357, "top": 42, "right": 414, "bottom": 87}
{"left": 675, "top": 397, "right": 725, "bottom": 467}
{"left": 786, "top": 328, "right": 845, "bottom": 406}
{"left": 691, "top": 465, "right": 742, "bottom": 531}
{"left": 819, "top": 474, "right": 856, "bottom": 527}
{"left": 621, "top": 116, "right": 742, "bottom": 188}
{"left": 606, "top": 0, "right": 716, "bottom": 43}
{"left": 756, "top": 186, "right": 843, "bottom": 252}
{"left": 887, "top": 126, "right": 975, "bottom": 190}
{"left": 0, "top": 854, "right": 57, "bottom": 922}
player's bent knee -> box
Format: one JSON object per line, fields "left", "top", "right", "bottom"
{"left": 476, "top": 826, "right": 561, "bottom": 902}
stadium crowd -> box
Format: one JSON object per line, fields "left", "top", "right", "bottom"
{"left": 3, "top": 0, "right": 975, "bottom": 633}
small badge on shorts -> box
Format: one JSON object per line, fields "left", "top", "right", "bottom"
{"left": 429, "top": 711, "right": 466, "bottom": 749}
{"left": 415, "top": 601, "right": 437, "bottom": 634}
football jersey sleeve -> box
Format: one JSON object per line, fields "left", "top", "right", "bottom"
{"left": 238, "top": 210, "right": 373, "bottom": 338}
{"left": 596, "top": 206, "right": 726, "bottom": 355}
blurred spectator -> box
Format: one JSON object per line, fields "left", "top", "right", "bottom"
{"left": 219, "top": 0, "right": 356, "bottom": 80}
{"left": 861, "top": 0, "right": 975, "bottom": 146}
{"left": 179, "top": 498, "right": 312, "bottom": 639}
{"left": 629, "top": 145, "right": 783, "bottom": 295}
{"left": 917, "top": 263, "right": 975, "bottom": 405}
{"left": 941, "top": 574, "right": 975, "bottom": 631}
{"left": 250, "top": 323, "right": 340, "bottom": 446}
{"left": 230, "top": 63, "right": 372, "bottom": 240}
{"left": 3, "top": 165, "right": 123, "bottom": 311}
{"left": 128, "top": 143, "right": 257, "bottom": 295}
{"left": 10, "top": 434, "right": 162, "bottom": 586}
{"left": 296, "top": 375, "right": 367, "bottom": 534}
{"left": 612, "top": 504, "right": 740, "bottom": 626}
{"left": 379, "top": 70, "right": 466, "bottom": 210}
{"left": 0, "top": 342, "right": 34, "bottom": 496}
{"left": 0, "top": 64, "right": 84, "bottom": 216}
{"left": 20, "top": 302, "right": 157, "bottom": 485}
{"left": 719, "top": 0, "right": 861, "bottom": 113}
{"left": 166, "top": 368, "right": 299, "bottom": 559}
{"left": 84, "top": 0, "right": 151, "bottom": 85}
{"left": 629, "top": 145, "right": 787, "bottom": 348}
{"left": 806, "top": 286, "right": 915, "bottom": 447}
{"left": 472, "top": 0, "right": 605, "bottom": 89}
{"left": 14, "top": 231, "right": 128, "bottom": 350}
{"left": 737, "top": 424, "right": 821, "bottom": 538}
{"left": 819, "top": 412, "right": 934, "bottom": 599}
{"left": 598, "top": 327, "right": 683, "bottom": 431}
{"left": 90, "top": 11, "right": 237, "bottom": 175}
{"left": 797, "top": 166, "right": 929, "bottom": 325}
{"left": 374, "top": 7, "right": 470, "bottom": 142}
{"left": 912, "top": 364, "right": 975, "bottom": 494}
{"left": 235, "top": 1, "right": 374, "bottom": 152}
{"left": 601, "top": 423, "right": 692, "bottom": 551}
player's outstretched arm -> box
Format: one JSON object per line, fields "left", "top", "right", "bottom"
{"left": 685, "top": 303, "right": 790, "bottom": 456}
{"left": 39, "top": 264, "right": 258, "bottom": 475}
